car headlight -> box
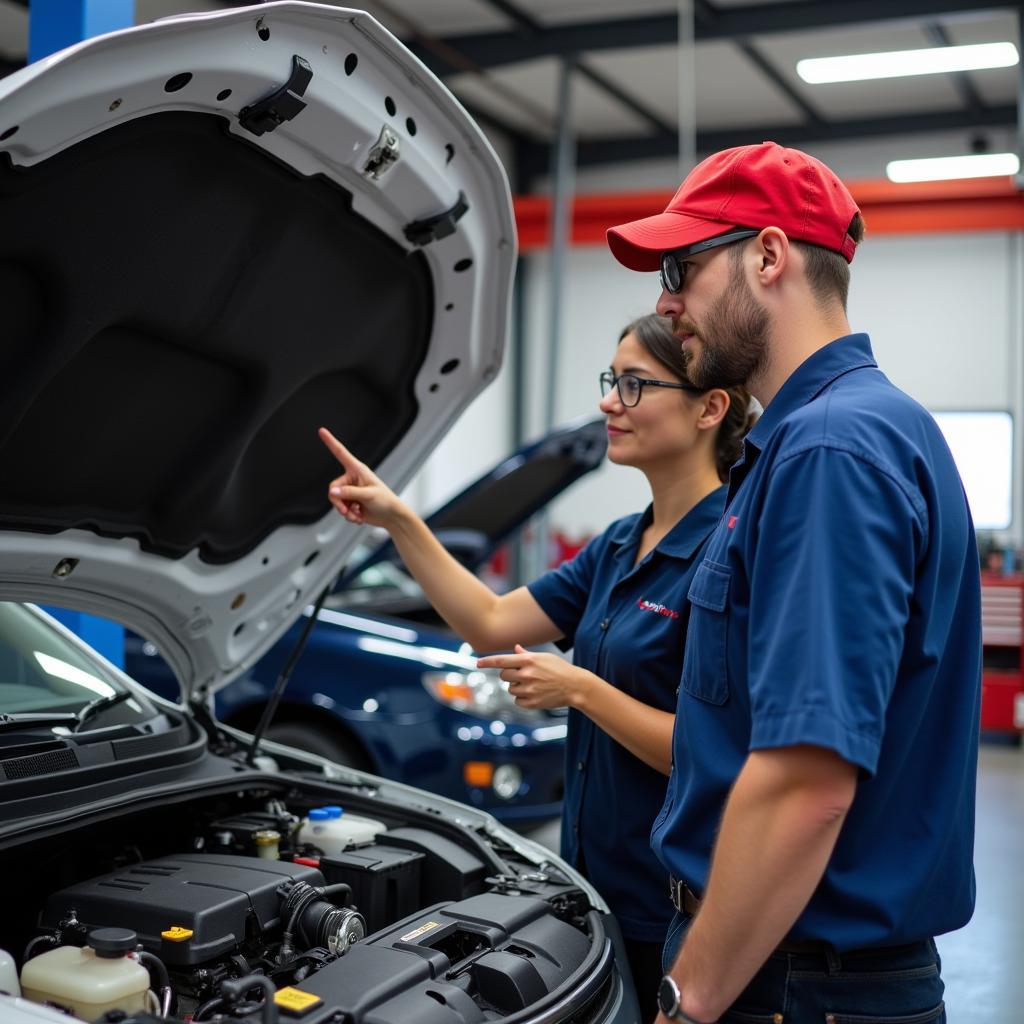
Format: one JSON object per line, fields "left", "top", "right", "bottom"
{"left": 422, "top": 669, "right": 541, "bottom": 720}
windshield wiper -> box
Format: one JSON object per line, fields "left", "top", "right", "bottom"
{"left": 72, "top": 689, "right": 133, "bottom": 732}
{"left": 0, "top": 690, "right": 134, "bottom": 734}
{"left": 0, "top": 712, "right": 78, "bottom": 732}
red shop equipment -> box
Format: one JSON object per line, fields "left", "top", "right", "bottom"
{"left": 980, "top": 572, "right": 1024, "bottom": 742}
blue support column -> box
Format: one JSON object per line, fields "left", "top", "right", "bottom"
{"left": 43, "top": 607, "right": 127, "bottom": 668}
{"left": 30, "top": 0, "right": 135, "bottom": 668}
{"left": 28, "top": 0, "right": 135, "bottom": 63}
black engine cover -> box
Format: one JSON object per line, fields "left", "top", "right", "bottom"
{"left": 40, "top": 854, "right": 324, "bottom": 965}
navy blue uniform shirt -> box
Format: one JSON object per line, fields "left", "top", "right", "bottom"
{"left": 528, "top": 486, "right": 726, "bottom": 942}
{"left": 652, "top": 334, "right": 981, "bottom": 951}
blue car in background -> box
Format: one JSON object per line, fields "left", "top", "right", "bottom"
{"left": 127, "top": 417, "right": 607, "bottom": 823}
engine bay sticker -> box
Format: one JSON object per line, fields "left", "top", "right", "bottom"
{"left": 274, "top": 987, "right": 324, "bottom": 1016}
{"left": 401, "top": 920, "right": 442, "bottom": 942}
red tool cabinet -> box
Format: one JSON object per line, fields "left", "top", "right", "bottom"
{"left": 980, "top": 573, "right": 1024, "bottom": 741}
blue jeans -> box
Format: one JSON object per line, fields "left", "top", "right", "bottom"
{"left": 661, "top": 912, "right": 946, "bottom": 1023}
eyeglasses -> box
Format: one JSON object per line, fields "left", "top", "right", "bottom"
{"left": 599, "top": 370, "right": 703, "bottom": 408}
{"left": 659, "top": 228, "right": 760, "bottom": 294}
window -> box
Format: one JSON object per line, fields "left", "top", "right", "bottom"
{"left": 931, "top": 411, "right": 1014, "bottom": 531}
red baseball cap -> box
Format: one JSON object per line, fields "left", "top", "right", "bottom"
{"left": 606, "top": 141, "right": 860, "bottom": 272}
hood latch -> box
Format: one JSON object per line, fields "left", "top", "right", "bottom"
{"left": 239, "top": 54, "right": 313, "bottom": 137}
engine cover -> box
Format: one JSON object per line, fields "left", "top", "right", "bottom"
{"left": 280, "top": 893, "right": 593, "bottom": 1023}
{"left": 39, "top": 854, "right": 324, "bottom": 966}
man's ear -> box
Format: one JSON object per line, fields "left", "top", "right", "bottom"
{"left": 697, "top": 389, "right": 730, "bottom": 431}
{"left": 755, "top": 226, "right": 789, "bottom": 286}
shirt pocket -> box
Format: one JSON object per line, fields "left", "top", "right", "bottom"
{"left": 681, "top": 559, "right": 731, "bottom": 705}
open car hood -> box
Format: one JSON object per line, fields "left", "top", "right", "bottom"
{"left": 0, "top": 2, "right": 516, "bottom": 704}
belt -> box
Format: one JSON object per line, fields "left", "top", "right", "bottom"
{"left": 668, "top": 875, "right": 702, "bottom": 916}
{"left": 667, "top": 876, "right": 932, "bottom": 958}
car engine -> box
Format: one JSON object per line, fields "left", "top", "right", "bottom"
{"left": 4, "top": 798, "right": 606, "bottom": 1024}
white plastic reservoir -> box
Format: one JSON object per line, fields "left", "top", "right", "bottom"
{"left": 21, "top": 930, "right": 149, "bottom": 1021}
{"left": 0, "top": 946, "right": 20, "bottom": 996}
{"left": 297, "top": 805, "right": 385, "bottom": 855}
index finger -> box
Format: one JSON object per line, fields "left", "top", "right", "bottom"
{"left": 476, "top": 654, "right": 527, "bottom": 669}
{"left": 319, "top": 426, "right": 357, "bottom": 468}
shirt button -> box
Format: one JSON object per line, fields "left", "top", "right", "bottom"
{"left": 600, "top": 618, "right": 609, "bottom": 630}
{"left": 573, "top": 823, "right": 580, "bottom": 833}
{"left": 577, "top": 760, "right": 586, "bottom": 772}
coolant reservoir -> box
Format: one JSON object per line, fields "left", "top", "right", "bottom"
{"left": 20, "top": 928, "right": 149, "bottom": 1021}
{"left": 297, "top": 805, "right": 385, "bottom": 855}
{"left": 0, "top": 946, "right": 20, "bottom": 996}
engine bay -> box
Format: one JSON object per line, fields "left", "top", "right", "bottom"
{"left": 0, "top": 784, "right": 609, "bottom": 1024}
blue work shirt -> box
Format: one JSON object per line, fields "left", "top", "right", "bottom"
{"left": 652, "top": 333, "right": 981, "bottom": 951}
{"left": 528, "top": 487, "right": 726, "bottom": 942}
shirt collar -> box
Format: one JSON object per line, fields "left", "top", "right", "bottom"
{"left": 608, "top": 485, "right": 728, "bottom": 565}
{"left": 746, "top": 333, "right": 877, "bottom": 452}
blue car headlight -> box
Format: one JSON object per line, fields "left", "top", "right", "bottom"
{"left": 422, "top": 669, "right": 543, "bottom": 721}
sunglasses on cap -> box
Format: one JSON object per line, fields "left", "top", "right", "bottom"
{"left": 659, "top": 228, "right": 760, "bottom": 294}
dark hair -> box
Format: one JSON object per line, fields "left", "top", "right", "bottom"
{"left": 792, "top": 212, "right": 866, "bottom": 311}
{"left": 619, "top": 313, "right": 755, "bottom": 481}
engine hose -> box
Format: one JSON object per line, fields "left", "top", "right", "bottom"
{"left": 22, "top": 934, "right": 58, "bottom": 962}
{"left": 191, "top": 996, "right": 224, "bottom": 1021}
{"left": 281, "top": 881, "right": 353, "bottom": 951}
{"left": 137, "top": 950, "right": 175, "bottom": 1018}
{"left": 221, "top": 974, "right": 278, "bottom": 1024}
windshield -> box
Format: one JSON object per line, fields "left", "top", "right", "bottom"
{"left": 0, "top": 603, "right": 152, "bottom": 724}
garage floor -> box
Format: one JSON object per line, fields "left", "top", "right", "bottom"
{"left": 519, "top": 744, "right": 1024, "bottom": 1021}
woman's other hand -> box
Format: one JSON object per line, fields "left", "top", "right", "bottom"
{"left": 476, "top": 644, "right": 593, "bottom": 710}
{"left": 319, "top": 426, "right": 405, "bottom": 529}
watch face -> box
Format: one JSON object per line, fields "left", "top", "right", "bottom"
{"left": 658, "top": 975, "right": 680, "bottom": 1016}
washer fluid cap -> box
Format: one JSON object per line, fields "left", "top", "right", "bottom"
{"left": 323, "top": 805, "right": 343, "bottom": 818}
{"left": 308, "top": 808, "right": 330, "bottom": 821}
{"left": 89, "top": 928, "right": 137, "bottom": 958}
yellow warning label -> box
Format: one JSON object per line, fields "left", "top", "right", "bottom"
{"left": 400, "top": 920, "right": 442, "bottom": 943}
{"left": 274, "top": 987, "right": 323, "bottom": 1016}
{"left": 160, "top": 927, "right": 193, "bottom": 942}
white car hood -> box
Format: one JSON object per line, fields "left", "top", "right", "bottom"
{"left": 0, "top": 2, "right": 515, "bottom": 704}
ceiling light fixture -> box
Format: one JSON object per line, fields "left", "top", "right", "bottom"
{"left": 797, "top": 42, "right": 1019, "bottom": 84}
{"left": 886, "top": 152, "right": 1020, "bottom": 183}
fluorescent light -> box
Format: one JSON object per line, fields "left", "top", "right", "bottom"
{"left": 886, "top": 152, "right": 1020, "bottom": 183}
{"left": 798, "top": 42, "right": 1018, "bottom": 84}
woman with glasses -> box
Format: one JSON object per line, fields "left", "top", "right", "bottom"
{"left": 319, "top": 313, "right": 753, "bottom": 1023}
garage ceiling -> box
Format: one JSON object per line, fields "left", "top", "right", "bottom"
{"left": 1, "top": 0, "right": 1019, "bottom": 187}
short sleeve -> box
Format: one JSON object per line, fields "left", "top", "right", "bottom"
{"left": 747, "top": 446, "right": 925, "bottom": 775}
{"left": 526, "top": 535, "right": 603, "bottom": 650}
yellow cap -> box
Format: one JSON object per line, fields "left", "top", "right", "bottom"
{"left": 274, "top": 987, "right": 324, "bottom": 1016}
{"left": 161, "top": 926, "right": 193, "bottom": 942}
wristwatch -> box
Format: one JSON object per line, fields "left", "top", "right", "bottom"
{"left": 657, "top": 975, "right": 712, "bottom": 1023}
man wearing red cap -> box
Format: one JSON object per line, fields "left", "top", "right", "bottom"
{"left": 608, "top": 142, "right": 980, "bottom": 1023}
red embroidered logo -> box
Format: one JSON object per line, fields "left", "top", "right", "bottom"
{"left": 728, "top": 515, "right": 739, "bottom": 529}
{"left": 637, "top": 598, "right": 680, "bottom": 619}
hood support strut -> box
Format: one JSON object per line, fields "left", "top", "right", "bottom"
{"left": 246, "top": 579, "right": 334, "bottom": 766}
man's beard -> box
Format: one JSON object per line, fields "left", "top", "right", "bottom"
{"left": 679, "top": 261, "right": 770, "bottom": 390}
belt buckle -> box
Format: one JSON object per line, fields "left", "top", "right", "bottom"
{"left": 669, "top": 876, "right": 685, "bottom": 913}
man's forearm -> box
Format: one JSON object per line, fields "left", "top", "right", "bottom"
{"left": 668, "top": 746, "right": 857, "bottom": 1022}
